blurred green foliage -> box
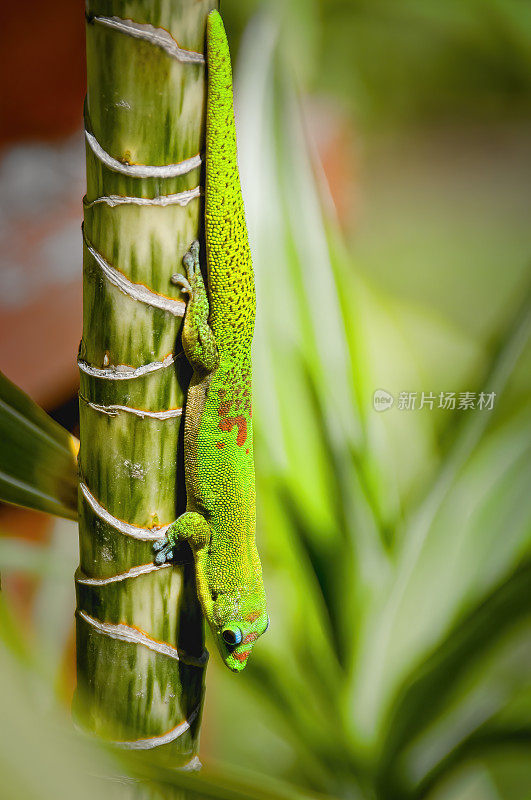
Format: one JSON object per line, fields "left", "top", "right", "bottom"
{"left": 223, "top": 0, "right": 531, "bottom": 127}
{"left": 205, "top": 6, "right": 531, "bottom": 800}
{"left": 1, "top": 2, "right": 530, "bottom": 799}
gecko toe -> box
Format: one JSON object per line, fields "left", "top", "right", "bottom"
{"left": 154, "top": 546, "right": 173, "bottom": 565}
{"left": 171, "top": 273, "right": 193, "bottom": 295}
{"left": 183, "top": 241, "right": 200, "bottom": 279}
{"left": 153, "top": 538, "right": 166, "bottom": 552}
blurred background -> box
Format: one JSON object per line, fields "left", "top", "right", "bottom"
{"left": 1, "top": 1, "right": 530, "bottom": 798}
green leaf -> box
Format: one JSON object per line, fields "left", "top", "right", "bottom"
{"left": 376, "top": 562, "right": 531, "bottom": 796}
{"left": 412, "top": 726, "right": 531, "bottom": 800}
{"left": 123, "top": 754, "right": 337, "bottom": 800}
{"left": 0, "top": 371, "right": 78, "bottom": 519}
{"left": 349, "top": 288, "right": 531, "bottom": 750}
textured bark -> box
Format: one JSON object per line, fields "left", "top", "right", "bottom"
{"left": 76, "top": 0, "right": 217, "bottom": 773}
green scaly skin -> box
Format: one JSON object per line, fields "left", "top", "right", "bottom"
{"left": 154, "top": 10, "right": 268, "bottom": 673}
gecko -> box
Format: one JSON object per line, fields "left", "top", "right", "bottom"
{"left": 153, "top": 10, "right": 268, "bottom": 673}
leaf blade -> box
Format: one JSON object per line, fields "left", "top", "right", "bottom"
{"left": 0, "top": 371, "right": 78, "bottom": 519}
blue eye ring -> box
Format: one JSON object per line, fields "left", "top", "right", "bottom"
{"left": 221, "top": 626, "right": 243, "bottom": 646}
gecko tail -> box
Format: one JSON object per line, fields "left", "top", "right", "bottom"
{"left": 205, "top": 10, "right": 255, "bottom": 347}
{"left": 205, "top": 10, "right": 242, "bottom": 216}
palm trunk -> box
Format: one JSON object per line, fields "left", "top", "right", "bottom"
{"left": 75, "top": 0, "right": 216, "bottom": 773}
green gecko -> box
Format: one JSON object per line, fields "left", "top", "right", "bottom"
{"left": 154, "top": 10, "right": 268, "bottom": 673}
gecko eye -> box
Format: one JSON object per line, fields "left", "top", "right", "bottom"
{"left": 222, "top": 626, "right": 242, "bottom": 646}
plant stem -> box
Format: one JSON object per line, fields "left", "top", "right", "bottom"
{"left": 76, "top": 0, "right": 217, "bottom": 773}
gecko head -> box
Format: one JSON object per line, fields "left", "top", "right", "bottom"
{"left": 211, "top": 590, "right": 269, "bottom": 673}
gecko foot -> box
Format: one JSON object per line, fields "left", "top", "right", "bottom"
{"left": 153, "top": 537, "right": 174, "bottom": 564}
{"left": 171, "top": 240, "right": 200, "bottom": 296}
{"left": 153, "top": 512, "right": 211, "bottom": 565}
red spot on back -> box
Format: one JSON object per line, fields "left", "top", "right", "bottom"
{"left": 215, "top": 441, "right": 225, "bottom": 449}
{"left": 246, "top": 448, "right": 249, "bottom": 454}
{"left": 218, "top": 401, "right": 231, "bottom": 416}
{"left": 218, "top": 415, "right": 247, "bottom": 447}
